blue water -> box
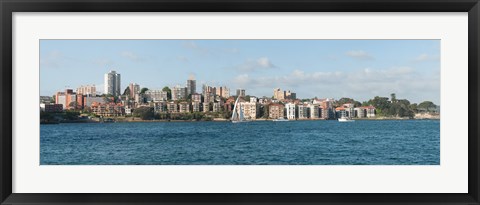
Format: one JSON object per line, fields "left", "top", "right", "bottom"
{"left": 40, "top": 120, "right": 440, "bottom": 165}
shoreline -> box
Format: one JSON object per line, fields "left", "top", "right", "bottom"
{"left": 45, "top": 117, "right": 440, "bottom": 124}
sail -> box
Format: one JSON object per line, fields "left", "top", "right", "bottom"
{"left": 231, "top": 97, "right": 239, "bottom": 121}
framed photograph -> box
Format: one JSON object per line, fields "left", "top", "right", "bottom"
{"left": 1, "top": 0, "right": 479, "bottom": 204}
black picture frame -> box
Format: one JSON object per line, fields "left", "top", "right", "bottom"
{"left": 1, "top": 0, "right": 479, "bottom": 204}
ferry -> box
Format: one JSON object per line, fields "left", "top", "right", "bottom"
{"left": 273, "top": 117, "right": 289, "bottom": 122}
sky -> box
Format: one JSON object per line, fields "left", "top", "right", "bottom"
{"left": 40, "top": 39, "right": 440, "bottom": 104}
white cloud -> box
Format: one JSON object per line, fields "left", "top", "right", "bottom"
{"left": 182, "top": 41, "right": 210, "bottom": 55}
{"left": 346, "top": 50, "right": 374, "bottom": 60}
{"left": 40, "top": 50, "right": 63, "bottom": 68}
{"left": 120, "top": 51, "right": 144, "bottom": 62}
{"left": 231, "top": 67, "right": 439, "bottom": 104}
{"left": 177, "top": 56, "right": 189, "bottom": 63}
{"left": 94, "top": 58, "right": 115, "bottom": 67}
{"left": 414, "top": 53, "right": 440, "bottom": 62}
{"left": 232, "top": 57, "right": 277, "bottom": 72}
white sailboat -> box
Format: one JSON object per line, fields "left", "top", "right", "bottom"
{"left": 338, "top": 116, "right": 355, "bottom": 122}
{"left": 272, "top": 117, "right": 289, "bottom": 122}
{"left": 231, "top": 97, "right": 250, "bottom": 123}
{"left": 338, "top": 112, "right": 355, "bottom": 122}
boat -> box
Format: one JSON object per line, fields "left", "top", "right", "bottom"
{"left": 273, "top": 117, "right": 289, "bottom": 122}
{"left": 231, "top": 97, "right": 250, "bottom": 123}
{"left": 338, "top": 116, "right": 355, "bottom": 122}
{"left": 102, "top": 118, "right": 116, "bottom": 123}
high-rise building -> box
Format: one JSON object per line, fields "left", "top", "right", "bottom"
{"left": 76, "top": 85, "right": 96, "bottom": 96}
{"left": 129, "top": 83, "right": 140, "bottom": 97}
{"left": 285, "top": 90, "right": 296, "bottom": 100}
{"left": 55, "top": 89, "right": 76, "bottom": 109}
{"left": 104, "top": 70, "right": 121, "bottom": 96}
{"left": 186, "top": 79, "right": 196, "bottom": 96}
{"left": 171, "top": 85, "right": 187, "bottom": 100}
{"left": 215, "top": 86, "right": 230, "bottom": 98}
{"left": 236, "top": 89, "right": 245, "bottom": 97}
{"left": 274, "top": 88, "right": 285, "bottom": 100}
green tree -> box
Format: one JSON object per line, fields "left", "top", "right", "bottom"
{"left": 140, "top": 87, "right": 149, "bottom": 94}
{"left": 162, "top": 86, "right": 172, "bottom": 100}
{"left": 418, "top": 101, "right": 437, "bottom": 112}
{"left": 133, "top": 106, "right": 154, "bottom": 120}
{"left": 123, "top": 86, "right": 131, "bottom": 96}
{"left": 68, "top": 102, "right": 79, "bottom": 109}
{"left": 262, "top": 105, "right": 269, "bottom": 119}
{"left": 336, "top": 98, "right": 359, "bottom": 107}
{"left": 409, "top": 103, "right": 419, "bottom": 113}
{"left": 64, "top": 110, "right": 80, "bottom": 120}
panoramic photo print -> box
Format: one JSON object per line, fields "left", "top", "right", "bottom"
{"left": 40, "top": 40, "right": 440, "bottom": 165}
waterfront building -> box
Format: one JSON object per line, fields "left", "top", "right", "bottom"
{"left": 186, "top": 79, "right": 196, "bottom": 96}
{"left": 203, "top": 102, "right": 210, "bottom": 112}
{"left": 129, "top": 83, "right": 140, "bottom": 97}
{"left": 172, "top": 85, "right": 187, "bottom": 100}
{"left": 55, "top": 89, "right": 78, "bottom": 110}
{"left": 40, "top": 96, "right": 52, "bottom": 105}
{"left": 335, "top": 107, "right": 346, "bottom": 119}
{"left": 236, "top": 89, "right": 246, "bottom": 97}
{"left": 40, "top": 103, "right": 63, "bottom": 113}
{"left": 308, "top": 104, "right": 320, "bottom": 119}
{"left": 55, "top": 93, "right": 66, "bottom": 109}
{"left": 178, "top": 102, "right": 190, "bottom": 113}
{"left": 268, "top": 103, "right": 285, "bottom": 119}
{"left": 318, "top": 98, "right": 335, "bottom": 119}
{"left": 145, "top": 90, "right": 167, "bottom": 102}
{"left": 355, "top": 106, "right": 376, "bottom": 118}
{"left": 285, "top": 103, "right": 296, "bottom": 120}
{"left": 76, "top": 85, "right": 96, "bottom": 96}
{"left": 152, "top": 102, "right": 167, "bottom": 113}
{"left": 192, "top": 101, "right": 201, "bottom": 112}
{"left": 342, "top": 103, "right": 355, "bottom": 118}
{"left": 213, "top": 102, "right": 222, "bottom": 112}
{"left": 91, "top": 102, "right": 125, "bottom": 117}
{"left": 239, "top": 102, "right": 258, "bottom": 120}
{"left": 125, "top": 106, "right": 133, "bottom": 115}
{"left": 104, "top": 70, "right": 121, "bottom": 96}
{"left": 167, "top": 102, "right": 178, "bottom": 113}
{"left": 297, "top": 104, "right": 309, "bottom": 119}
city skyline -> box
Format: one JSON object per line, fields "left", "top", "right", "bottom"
{"left": 40, "top": 40, "right": 440, "bottom": 104}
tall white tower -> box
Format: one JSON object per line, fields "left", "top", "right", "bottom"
{"left": 104, "top": 70, "right": 121, "bottom": 96}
